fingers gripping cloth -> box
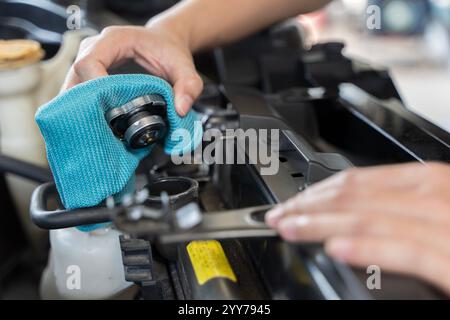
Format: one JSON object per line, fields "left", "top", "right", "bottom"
{"left": 35, "top": 74, "right": 203, "bottom": 215}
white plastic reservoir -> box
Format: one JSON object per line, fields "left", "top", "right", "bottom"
{"left": 40, "top": 226, "right": 132, "bottom": 300}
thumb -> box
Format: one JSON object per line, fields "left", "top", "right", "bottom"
{"left": 171, "top": 66, "right": 203, "bottom": 116}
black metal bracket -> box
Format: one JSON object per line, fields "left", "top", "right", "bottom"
{"left": 119, "top": 235, "right": 163, "bottom": 300}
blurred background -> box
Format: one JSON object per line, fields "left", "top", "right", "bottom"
{"left": 298, "top": 0, "right": 450, "bottom": 133}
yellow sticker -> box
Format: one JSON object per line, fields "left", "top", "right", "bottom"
{"left": 186, "top": 240, "right": 237, "bottom": 285}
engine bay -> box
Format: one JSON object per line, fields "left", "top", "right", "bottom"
{"left": 1, "top": 0, "right": 450, "bottom": 300}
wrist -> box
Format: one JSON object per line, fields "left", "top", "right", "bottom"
{"left": 146, "top": 12, "right": 194, "bottom": 52}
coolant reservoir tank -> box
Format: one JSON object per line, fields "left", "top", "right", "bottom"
{"left": 40, "top": 227, "right": 132, "bottom": 300}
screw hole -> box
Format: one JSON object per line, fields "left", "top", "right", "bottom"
{"left": 291, "top": 172, "right": 304, "bottom": 178}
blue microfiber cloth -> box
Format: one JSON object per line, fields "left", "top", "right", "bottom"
{"left": 36, "top": 74, "right": 203, "bottom": 215}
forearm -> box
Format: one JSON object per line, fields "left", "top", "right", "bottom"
{"left": 147, "top": 0, "right": 330, "bottom": 52}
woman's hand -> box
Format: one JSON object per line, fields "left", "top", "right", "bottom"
{"left": 62, "top": 24, "right": 203, "bottom": 116}
{"left": 266, "top": 162, "right": 450, "bottom": 295}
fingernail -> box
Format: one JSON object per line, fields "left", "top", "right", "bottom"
{"left": 325, "top": 238, "right": 353, "bottom": 261}
{"left": 265, "top": 206, "right": 284, "bottom": 227}
{"left": 278, "top": 216, "right": 310, "bottom": 241}
{"left": 175, "top": 95, "right": 193, "bottom": 116}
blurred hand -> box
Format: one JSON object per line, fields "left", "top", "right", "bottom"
{"left": 62, "top": 25, "right": 203, "bottom": 116}
{"left": 266, "top": 162, "right": 450, "bottom": 295}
